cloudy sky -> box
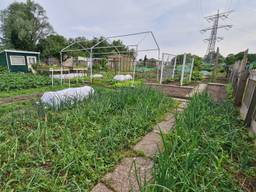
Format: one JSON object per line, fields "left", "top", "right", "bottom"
{"left": 1, "top": 0, "right": 256, "bottom": 57}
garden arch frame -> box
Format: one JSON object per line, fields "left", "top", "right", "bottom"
{"left": 60, "top": 31, "right": 161, "bottom": 83}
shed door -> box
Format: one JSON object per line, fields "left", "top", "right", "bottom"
{"left": 27, "top": 56, "right": 37, "bottom": 73}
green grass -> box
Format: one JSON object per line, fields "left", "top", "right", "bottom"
{"left": 0, "top": 86, "right": 174, "bottom": 191}
{"left": 146, "top": 93, "right": 256, "bottom": 192}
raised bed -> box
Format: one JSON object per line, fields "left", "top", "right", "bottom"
{"left": 146, "top": 83, "right": 193, "bottom": 99}
{"left": 206, "top": 83, "right": 227, "bottom": 102}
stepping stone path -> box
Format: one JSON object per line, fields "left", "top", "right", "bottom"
{"left": 91, "top": 107, "right": 182, "bottom": 192}
{"left": 91, "top": 84, "right": 206, "bottom": 192}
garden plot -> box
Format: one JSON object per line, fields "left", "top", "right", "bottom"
{"left": 146, "top": 83, "right": 194, "bottom": 99}
{"left": 146, "top": 93, "right": 256, "bottom": 192}
{"left": 0, "top": 73, "right": 57, "bottom": 91}
{"left": 0, "top": 86, "right": 174, "bottom": 191}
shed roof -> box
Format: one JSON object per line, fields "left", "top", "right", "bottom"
{"left": 0, "top": 49, "right": 40, "bottom": 54}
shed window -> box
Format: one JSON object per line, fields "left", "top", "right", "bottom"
{"left": 27, "top": 56, "right": 37, "bottom": 65}
{"left": 10, "top": 55, "right": 26, "bottom": 66}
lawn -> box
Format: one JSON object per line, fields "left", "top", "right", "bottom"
{"left": 147, "top": 93, "right": 256, "bottom": 192}
{"left": 0, "top": 86, "right": 174, "bottom": 191}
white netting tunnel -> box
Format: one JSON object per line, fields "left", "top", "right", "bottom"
{"left": 41, "top": 86, "right": 94, "bottom": 108}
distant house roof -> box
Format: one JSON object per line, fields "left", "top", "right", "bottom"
{"left": 0, "top": 49, "right": 40, "bottom": 54}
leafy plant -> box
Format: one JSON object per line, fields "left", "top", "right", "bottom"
{"left": 113, "top": 80, "right": 142, "bottom": 88}
{"left": 0, "top": 66, "right": 8, "bottom": 74}
{"left": 191, "top": 70, "right": 203, "bottom": 81}
{"left": 0, "top": 73, "right": 59, "bottom": 91}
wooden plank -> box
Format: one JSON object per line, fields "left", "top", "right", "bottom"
{"left": 245, "top": 85, "right": 256, "bottom": 126}
{"left": 234, "top": 70, "right": 249, "bottom": 106}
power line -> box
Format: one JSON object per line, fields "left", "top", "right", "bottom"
{"left": 200, "top": 9, "right": 233, "bottom": 63}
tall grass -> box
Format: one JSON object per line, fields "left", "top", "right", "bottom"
{"left": 0, "top": 86, "right": 174, "bottom": 191}
{"left": 147, "top": 93, "right": 256, "bottom": 192}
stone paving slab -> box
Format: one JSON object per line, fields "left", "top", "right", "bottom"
{"left": 91, "top": 183, "right": 113, "bottom": 192}
{"left": 133, "top": 132, "right": 162, "bottom": 158}
{"left": 102, "top": 157, "right": 153, "bottom": 192}
{"left": 187, "top": 83, "right": 207, "bottom": 97}
{"left": 91, "top": 106, "right": 187, "bottom": 192}
{"left": 153, "top": 117, "right": 175, "bottom": 134}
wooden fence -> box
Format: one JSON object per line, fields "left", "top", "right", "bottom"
{"left": 230, "top": 49, "right": 256, "bottom": 133}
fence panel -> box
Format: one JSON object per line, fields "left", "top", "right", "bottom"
{"left": 251, "top": 110, "right": 256, "bottom": 132}
{"left": 235, "top": 70, "right": 249, "bottom": 106}
{"left": 240, "top": 71, "right": 256, "bottom": 127}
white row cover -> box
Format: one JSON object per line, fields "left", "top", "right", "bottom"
{"left": 92, "top": 74, "right": 103, "bottom": 78}
{"left": 41, "top": 86, "right": 94, "bottom": 107}
{"left": 51, "top": 73, "right": 86, "bottom": 80}
{"left": 113, "top": 74, "right": 133, "bottom": 81}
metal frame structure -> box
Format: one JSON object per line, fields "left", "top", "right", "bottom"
{"left": 180, "top": 54, "right": 195, "bottom": 86}
{"left": 59, "top": 31, "right": 161, "bottom": 84}
{"left": 160, "top": 53, "right": 195, "bottom": 86}
{"left": 160, "top": 53, "right": 176, "bottom": 84}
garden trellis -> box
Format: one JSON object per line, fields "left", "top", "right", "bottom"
{"left": 160, "top": 53, "right": 194, "bottom": 85}
{"left": 160, "top": 53, "right": 176, "bottom": 84}
{"left": 180, "top": 54, "right": 195, "bottom": 86}
{"left": 59, "top": 31, "right": 161, "bottom": 84}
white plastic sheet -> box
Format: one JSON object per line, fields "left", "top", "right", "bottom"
{"left": 92, "top": 74, "right": 103, "bottom": 78}
{"left": 113, "top": 74, "right": 133, "bottom": 81}
{"left": 51, "top": 73, "right": 85, "bottom": 80}
{"left": 41, "top": 86, "right": 94, "bottom": 107}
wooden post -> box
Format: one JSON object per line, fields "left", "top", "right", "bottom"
{"left": 245, "top": 84, "right": 256, "bottom": 126}
{"left": 234, "top": 49, "right": 249, "bottom": 106}
{"left": 234, "top": 71, "right": 249, "bottom": 106}
{"left": 238, "top": 49, "right": 248, "bottom": 74}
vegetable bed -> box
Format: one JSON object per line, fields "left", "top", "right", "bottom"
{"left": 0, "top": 86, "right": 174, "bottom": 191}
{"left": 148, "top": 93, "right": 256, "bottom": 191}
{"left": 0, "top": 73, "right": 58, "bottom": 91}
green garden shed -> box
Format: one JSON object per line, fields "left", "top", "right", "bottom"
{"left": 0, "top": 50, "right": 40, "bottom": 72}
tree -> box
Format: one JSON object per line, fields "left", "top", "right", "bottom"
{"left": 0, "top": 0, "right": 53, "bottom": 50}
{"left": 37, "top": 34, "right": 67, "bottom": 59}
{"left": 225, "top": 54, "right": 236, "bottom": 65}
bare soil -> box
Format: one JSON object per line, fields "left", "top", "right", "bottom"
{"left": 0, "top": 93, "right": 41, "bottom": 105}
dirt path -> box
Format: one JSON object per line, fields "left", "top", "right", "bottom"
{"left": 0, "top": 93, "right": 42, "bottom": 105}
